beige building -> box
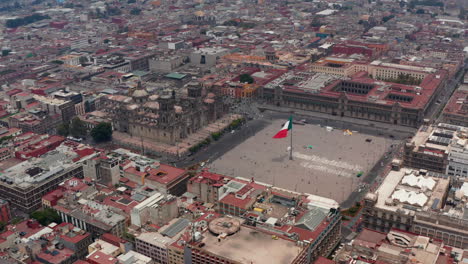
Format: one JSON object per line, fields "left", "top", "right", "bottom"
{"left": 135, "top": 218, "right": 189, "bottom": 264}
{"left": 363, "top": 167, "right": 468, "bottom": 248}
{"left": 363, "top": 168, "right": 449, "bottom": 233}
{"left": 102, "top": 81, "right": 225, "bottom": 145}
{"left": 403, "top": 123, "right": 468, "bottom": 176}
{"left": 33, "top": 95, "right": 76, "bottom": 123}
{"left": 310, "top": 59, "right": 436, "bottom": 80}
{"left": 337, "top": 228, "right": 444, "bottom": 264}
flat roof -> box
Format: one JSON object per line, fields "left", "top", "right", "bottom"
{"left": 1, "top": 145, "right": 79, "bottom": 189}
{"left": 201, "top": 225, "right": 300, "bottom": 264}
{"left": 165, "top": 72, "right": 187, "bottom": 80}
{"left": 371, "top": 168, "right": 449, "bottom": 213}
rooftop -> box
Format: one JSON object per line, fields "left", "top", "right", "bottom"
{"left": 33, "top": 94, "right": 69, "bottom": 106}
{"left": 199, "top": 224, "right": 301, "bottom": 264}
{"left": 368, "top": 168, "right": 449, "bottom": 213}
{"left": 1, "top": 144, "right": 80, "bottom": 189}
{"left": 443, "top": 89, "right": 468, "bottom": 117}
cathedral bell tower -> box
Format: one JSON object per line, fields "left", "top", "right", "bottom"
{"left": 187, "top": 82, "right": 202, "bottom": 98}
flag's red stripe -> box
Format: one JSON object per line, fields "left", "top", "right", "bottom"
{"left": 273, "top": 129, "right": 288, "bottom": 139}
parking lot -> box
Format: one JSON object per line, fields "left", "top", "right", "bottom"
{"left": 209, "top": 120, "right": 397, "bottom": 203}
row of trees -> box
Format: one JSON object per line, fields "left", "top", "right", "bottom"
{"left": 57, "top": 117, "right": 112, "bottom": 143}
{"left": 189, "top": 118, "right": 245, "bottom": 153}
{"left": 377, "top": 73, "right": 422, "bottom": 85}
{"left": 408, "top": 0, "right": 443, "bottom": 8}
{"left": 5, "top": 13, "right": 50, "bottom": 28}
{"left": 223, "top": 20, "right": 256, "bottom": 29}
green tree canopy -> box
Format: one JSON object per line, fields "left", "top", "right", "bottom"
{"left": 239, "top": 74, "right": 254, "bottom": 84}
{"left": 50, "top": 60, "right": 64, "bottom": 65}
{"left": 70, "top": 117, "right": 87, "bottom": 138}
{"left": 30, "top": 208, "right": 61, "bottom": 226}
{"left": 91, "top": 122, "right": 113, "bottom": 142}
{"left": 79, "top": 56, "right": 88, "bottom": 66}
{"left": 130, "top": 8, "right": 141, "bottom": 15}
{"left": 57, "top": 123, "right": 69, "bottom": 137}
{"left": 5, "top": 13, "right": 50, "bottom": 28}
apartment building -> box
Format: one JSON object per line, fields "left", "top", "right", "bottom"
{"left": 34, "top": 95, "right": 76, "bottom": 123}
{"left": 362, "top": 167, "right": 468, "bottom": 248}
{"left": 404, "top": 123, "right": 468, "bottom": 176}
{"left": 0, "top": 148, "right": 83, "bottom": 212}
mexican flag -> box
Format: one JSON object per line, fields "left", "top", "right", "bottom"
{"left": 273, "top": 116, "right": 292, "bottom": 139}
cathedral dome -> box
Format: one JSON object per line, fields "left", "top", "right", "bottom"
{"left": 133, "top": 89, "right": 149, "bottom": 98}
{"left": 194, "top": 10, "right": 205, "bottom": 17}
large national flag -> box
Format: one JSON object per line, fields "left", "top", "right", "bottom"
{"left": 273, "top": 116, "right": 292, "bottom": 139}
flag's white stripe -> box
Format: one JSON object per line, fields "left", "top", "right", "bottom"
{"left": 281, "top": 121, "right": 290, "bottom": 130}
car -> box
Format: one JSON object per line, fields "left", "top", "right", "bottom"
{"left": 365, "top": 138, "right": 372, "bottom": 142}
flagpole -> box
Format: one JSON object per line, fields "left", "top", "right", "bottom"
{"left": 289, "top": 117, "right": 293, "bottom": 160}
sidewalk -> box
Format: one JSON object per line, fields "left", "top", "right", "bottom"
{"left": 258, "top": 104, "right": 417, "bottom": 134}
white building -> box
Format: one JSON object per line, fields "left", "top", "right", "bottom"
{"left": 130, "top": 192, "right": 165, "bottom": 227}
{"left": 447, "top": 138, "right": 468, "bottom": 178}
{"left": 118, "top": 250, "right": 153, "bottom": 264}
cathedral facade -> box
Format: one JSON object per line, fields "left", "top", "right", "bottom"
{"left": 102, "top": 82, "right": 225, "bottom": 145}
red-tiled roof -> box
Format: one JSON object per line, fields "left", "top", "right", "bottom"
{"left": 146, "top": 164, "right": 186, "bottom": 185}
{"left": 219, "top": 193, "right": 253, "bottom": 209}
{"left": 42, "top": 189, "right": 63, "bottom": 203}
{"left": 314, "top": 257, "right": 335, "bottom": 264}
{"left": 86, "top": 251, "right": 118, "bottom": 264}
{"left": 0, "top": 230, "right": 14, "bottom": 239}
{"left": 73, "top": 148, "right": 97, "bottom": 162}
{"left": 37, "top": 248, "right": 74, "bottom": 264}
{"left": 444, "top": 90, "right": 467, "bottom": 116}
{"left": 10, "top": 220, "right": 44, "bottom": 238}
{"left": 73, "top": 260, "right": 91, "bottom": 264}
{"left": 100, "top": 233, "right": 126, "bottom": 247}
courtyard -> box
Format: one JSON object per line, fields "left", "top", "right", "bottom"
{"left": 209, "top": 119, "right": 396, "bottom": 203}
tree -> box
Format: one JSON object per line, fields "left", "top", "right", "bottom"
{"left": 30, "top": 208, "right": 61, "bottom": 226}
{"left": 239, "top": 74, "right": 254, "bottom": 84}
{"left": 91, "top": 122, "right": 113, "bottom": 142}
{"left": 382, "top": 15, "right": 395, "bottom": 23}
{"left": 5, "top": 13, "right": 50, "bottom": 28}
{"left": 50, "top": 60, "right": 64, "bottom": 64}
{"left": 310, "top": 16, "right": 323, "bottom": 27}
{"left": 70, "top": 117, "right": 87, "bottom": 138}
{"left": 130, "top": 8, "right": 141, "bottom": 15}
{"left": 459, "top": 8, "right": 467, "bottom": 20}
{"left": 79, "top": 56, "right": 88, "bottom": 66}
{"left": 57, "top": 123, "right": 69, "bottom": 137}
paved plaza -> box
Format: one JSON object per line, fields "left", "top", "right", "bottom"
{"left": 209, "top": 120, "right": 394, "bottom": 203}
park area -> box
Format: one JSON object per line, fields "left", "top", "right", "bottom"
{"left": 209, "top": 120, "right": 394, "bottom": 203}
